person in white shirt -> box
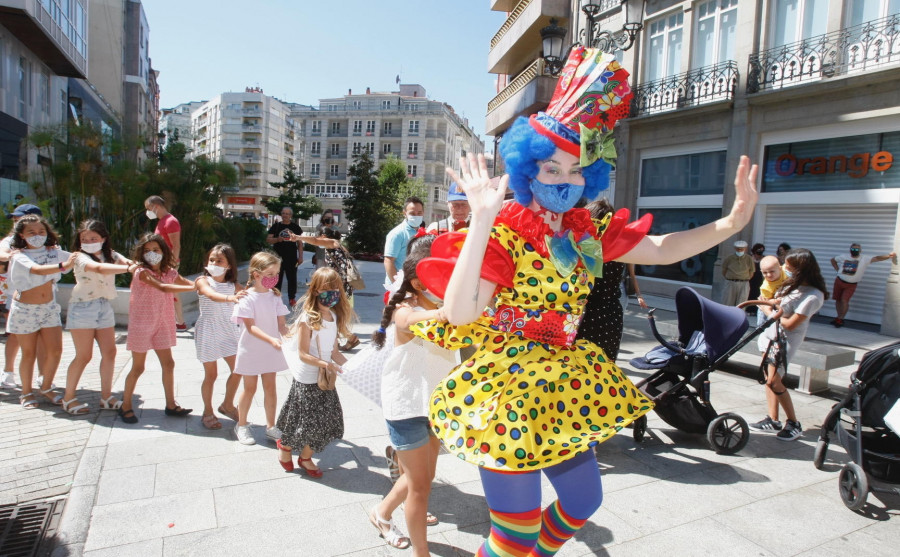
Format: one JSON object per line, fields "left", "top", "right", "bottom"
{"left": 829, "top": 242, "right": 896, "bottom": 327}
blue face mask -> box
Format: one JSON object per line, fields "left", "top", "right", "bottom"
{"left": 783, "top": 269, "right": 794, "bottom": 279}
{"left": 318, "top": 290, "right": 341, "bottom": 308}
{"left": 529, "top": 178, "right": 585, "bottom": 214}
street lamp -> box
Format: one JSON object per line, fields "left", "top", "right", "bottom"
{"left": 541, "top": 0, "right": 646, "bottom": 75}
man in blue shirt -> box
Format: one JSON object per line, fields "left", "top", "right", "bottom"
{"left": 383, "top": 196, "right": 424, "bottom": 285}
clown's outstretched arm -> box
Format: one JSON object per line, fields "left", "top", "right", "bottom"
{"left": 619, "top": 155, "right": 759, "bottom": 265}
{"left": 441, "top": 154, "right": 508, "bottom": 325}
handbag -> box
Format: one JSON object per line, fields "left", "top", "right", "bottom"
{"left": 342, "top": 246, "right": 366, "bottom": 291}
{"left": 315, "top": 334, "right": 337, "bottom": 391}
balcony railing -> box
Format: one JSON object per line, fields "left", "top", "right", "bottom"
{"left": 487, "top": 58, "right": 545, "bottom": 113}
{"left": 748, "top": 14, "right": 900, "bottom": 93}
{"left": 631, "top": 61, "right": 738, "bottom": 117}
{"left": 326, "top": 152, "right": 346, "bottom": 159}
{"left": 491, "top": 0, "right": 533, "bottom": 49}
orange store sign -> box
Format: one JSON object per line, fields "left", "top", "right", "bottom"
{"left": 774, "top": 151, "right": 893, "bottom": 179}
{"left": 227, "top": 196, "right": 256, "bottom": 204}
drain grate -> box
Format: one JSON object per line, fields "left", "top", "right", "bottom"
{"left": 0, "top": 500, "right": 61, "bottom": 557}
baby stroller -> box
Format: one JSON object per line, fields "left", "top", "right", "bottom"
{"left": 813, "top": 342, "right": 900, "bottom": 510}
{"left": 630, "top": 287, "right": 777, "bottom": 454}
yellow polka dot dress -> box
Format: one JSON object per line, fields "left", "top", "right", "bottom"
{"left": 418, "top": 207, "right": 654, "bottom": 472}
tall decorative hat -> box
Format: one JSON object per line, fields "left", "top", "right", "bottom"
{"left": 528, "top": 46, "right": 633, "bottom": 167}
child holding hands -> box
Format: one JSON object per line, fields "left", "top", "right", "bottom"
{"left": 119, "top": 233, "right": 195, "bottom": 424}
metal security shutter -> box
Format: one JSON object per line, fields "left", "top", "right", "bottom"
{"left": 762, "top": 204, "right": 898, "bottom": 325}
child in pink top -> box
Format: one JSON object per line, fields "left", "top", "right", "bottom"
{"left": 118, "top": 233, "right": 195, "bottom": 424}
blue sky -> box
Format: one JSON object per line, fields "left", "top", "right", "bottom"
{"left": 144, "top": 1, "right": 508, "bottom": 141}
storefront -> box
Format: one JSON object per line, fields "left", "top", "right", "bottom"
{"left": 223, "top": 195, "right": 266, "bottom": 218}
{"left": 756, "top": 124, "right": 900, "bottom": 325}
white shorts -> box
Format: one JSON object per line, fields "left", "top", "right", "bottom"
{"left": 6, "top": 300, "right": 62, "bottom": 334}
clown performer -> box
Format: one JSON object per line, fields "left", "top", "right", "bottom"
{"left": 413, "top": 47, "right": 759, "bottom": 556}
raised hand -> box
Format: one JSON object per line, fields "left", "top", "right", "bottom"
{"left": 726, "top": 155, "right": 759, "bottom": 231}
{"left": 446, "top": 154, "right": 508, "bottom": 223}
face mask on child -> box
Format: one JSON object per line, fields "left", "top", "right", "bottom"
{"left": 318, "top": 289, "right": 341, "bottom": 307}
{"left": 422, "top": 290, "right": 443, "bottom": 305}
{"left": 260, "top": 275, "right": 279, "bottom": 289}
{"left": 145, "top": 209, "right": 157, "bottom": 220}
{"left": 206, "top": 264, "right": 227, "bottom": 277}
{"left": 783, "top": 269, "right": 794, "bottom": 279}
{"left": 143, "top": 251, "right": 163, "bottom": 266}
{"left": 81, "top": 242, "right": 103, "bottom": 254}
{"left": 25, "top": 235, "right": 47, "bottom": 248}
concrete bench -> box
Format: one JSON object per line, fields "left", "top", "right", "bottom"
{"left": 649, "top": 320, "right": 855, "bottom": 394}
{"left": 735, "top": 340, "right": 855, "bottom": 395}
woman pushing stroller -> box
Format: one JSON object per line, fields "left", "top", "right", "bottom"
{"left": 414, "top": 46, "right": 760, "bottom": 556}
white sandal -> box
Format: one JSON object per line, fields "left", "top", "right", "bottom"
{"left": 369, "top": 509, "right": 410, "bottom": 549}
{"left": 99, "top": 396, "right": 123, "bottom": 410}
{"left": 40, "top": 387, "right": 64, "bottom": 406}
{"left": 62, "top": 398, "right": 90, "bottom": 415}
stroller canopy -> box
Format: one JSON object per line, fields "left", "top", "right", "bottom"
{"left": 675, "top": 287, "right": 749, "bottom": 361}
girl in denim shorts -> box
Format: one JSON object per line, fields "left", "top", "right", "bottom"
{"left": 60, "top": 220, "right": 135, "bottom": 415}
{"left": 7, "top": 215, "right": 76, "bottom": 409}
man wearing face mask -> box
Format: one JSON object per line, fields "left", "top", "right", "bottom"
{"left": 720, "top": 240, "right": 755, "bottom": 307}
{"left": 830, "top": 242, "right": 897, "bottom": 327}
{"left": 383, "top": 196, "right": 424, "bottom": 285}
{"left": 144, "top": 196, "right": 188, "bottom": 331}
{"left": 266, "top": 207, "right": 304, "bottom": 306}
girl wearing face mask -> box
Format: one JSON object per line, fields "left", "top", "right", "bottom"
{"left": 118, "top": 233, "right": 195, "bottom": 424}
{"left": 194, "top": 244, "right": 245, "bottom": 429}
{"left": 60, "top": 220, "right": 134, "bottom": 415}
{"left": 7, "top": 215, "right": 76, "bottom": 409}
{"left": 231, "top": 251, "right": 290, "bottom": 445}
{"left": 276, "top": 267, "right": 355, "bottom": 476}
{"left": 368, "top": 235, "right": 452, "bottom": 554}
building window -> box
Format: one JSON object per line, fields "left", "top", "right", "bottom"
{"left": 382, "top": 100, "right": 391, "bottom": 109}
{"left": 311, "top": 141, "right": 321, "bottom": 155}
{"left": 352, "top": 141, "right": 362, "bottom": 154}
{"left": 847, "top": 0, "right": 899, "bottom": 26}
{"left": 635, "top": 208, "right": 723, "bottom": 285}
{"left": 330, "top": 164, "right": 340, "bottom": 177}
{"left": 383, "top": 122, "right": 393, "bottom": 135}
{"left": 771, "top": 0, "right": 828, "bottom": 47}
{"left": 331, "top": 143, "right": 340, "bottom": 155}
{"left": 407, "top": 165, "right": 417, "bottom": 177}
{"left": 366, "top": 142, "right": 375, "bottom": 153}
{"left": 763, "top": 131, "right": 900, "bottom": 192}
{"left": 353, "top": 120, "right": 362, "bottom": 133}
{"left": 407, "top": 142, "right": 418, "bottom": 157}
{"left": 640, "top": 151, "right": 726, "bottom": 196}
{"left": 311, "top": 121, "right": 321, "bottom": 134}
{"left": 331, "top": 122, "right": 341, "bottom": 134}
{"left": 383, "top": 143, "right": 392, "bottom": 154}
{"left": 352, "top": 100, "right": 361, "bottom": 109}
{"left": 647, "top": 12, "right": 684, "bottom": 81}
{"left": 694, "top": 0, "right": 737, "bottom": 68}
{"left": 39, "top": 70, "right": 50, "bottom": 114}
{"left": 366, "top": 120, "right": 376, "bottom": 135}
{"left": 18, "top": 57, "right": 27, "bottom": 119}
{"left": 310, "top": 163, "right": 320, "bottom": 176}
{"left": 408, "top": 120, "right": 420, "bottom": 134}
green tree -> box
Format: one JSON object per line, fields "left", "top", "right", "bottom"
{"left": 263, "top": 162, "right": 321, "bottom": 220}
{"left": 344, "top": 152, "right": 394, "bottom": 253}
{"left": 380, "top": 156, "right": 427, "bottom": 226}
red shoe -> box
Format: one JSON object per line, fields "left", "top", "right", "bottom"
{"left": 276, "top": 440, "right": 294, "bottom": 472}
{"left": 298, "top": 457, "right": 323, "bottom": 478}
{"left": 289, "top": 299, "right": 297, "bottom": 307}
{"left": 176, "top": 322, "right": 188, "bottom": 332}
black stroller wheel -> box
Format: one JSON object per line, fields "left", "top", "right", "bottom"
{"left": 813, "top": 438, "right": 828, "bottom": 470}
{"left": 706, "top": 413, "right": 750, "bottom": 455}
{"left": 632, "top": 415, "right": 647, "bottom": 443}
{"left": 838, "top": 463, "right": 869, "bottom": 511}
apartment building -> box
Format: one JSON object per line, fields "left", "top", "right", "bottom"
{"left": 291, "top": 85, "right": 485, "bottom": 224}
{"left": 487, "top": 0, "right": 900, "bottom": 335}
{"left": 190, "top": 89, "right": 300, "bottom": 217}
{"left": 0, "top": 0, "right": 86, "bottom": 202}
{"left": 159, "top": 100, "right": 205, "bottom": 151}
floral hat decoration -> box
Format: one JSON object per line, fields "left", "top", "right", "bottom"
{"left": 528, "top": 46, "right": 633, "bottom": 167}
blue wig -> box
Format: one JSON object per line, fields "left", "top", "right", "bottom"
{"left": 499, "top": 115, "right": 612, "bottom": 207}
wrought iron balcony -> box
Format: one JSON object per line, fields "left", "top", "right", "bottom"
{"left": 630, "top": 61, "right": 738, "bottom": 117}
{"left": 748, "top": 14, "right": 900, "bottom": 93}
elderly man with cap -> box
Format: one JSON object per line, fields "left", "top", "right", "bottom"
{"left": 720, "top": 239, "right": 755, "bottom": 306}
{"left": 426, "top": 182, "right": 470, "bottom": 234}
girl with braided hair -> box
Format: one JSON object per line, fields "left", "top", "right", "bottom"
{"left": 369, "top": 236, "right": 456, "bottom": 556}
{"left": 414, "top": 47, "right": 759, "bottom": 555}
